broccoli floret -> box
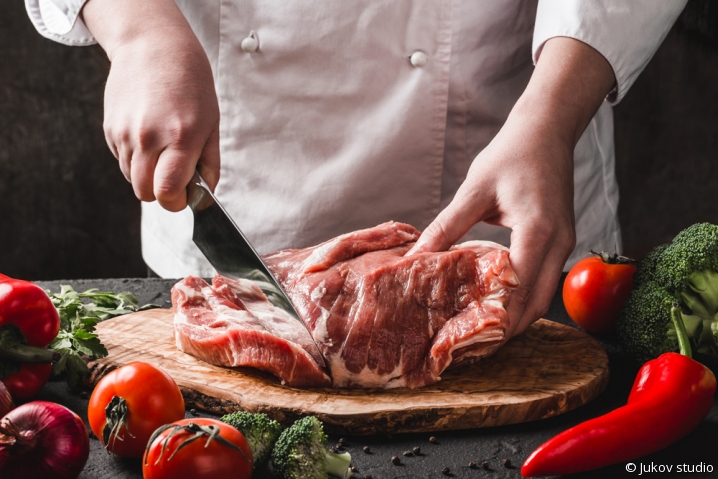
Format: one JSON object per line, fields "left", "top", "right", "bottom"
{"left": 633, "top": 243, "right": 668, "bottom": 286}
{"left": 271, "top": 416, "right": 352, "bottom": 479}
{"left": 618, "top": 223, "right": 718, "bottom": 362}
{"left": 221, "top": 411, "right": 282, "bottom": 465}
{"left": 617, "top": 281, "right": 678, "bottom": 362}
{"left": 655, "top": 223, "right": 718, "bottom": 318}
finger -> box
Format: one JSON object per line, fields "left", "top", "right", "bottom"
{"left": 505, "top": 222, "right": 575, "bottom": 338}
{"left": 196, "top": 125, "right": 221, "bottom": 192}
{"left": 406, "top": 187, "right": 495, "bottom": 256}
{"left": 129, "top": 149, "right": 159, "bottom": 202}
{"left": 104, "top": 133, "right": 119, "bottom": 160}
{"left": 117, "top": 144, "right": 133, "bottom": 183}
{"left": 154, "top": 147, "right": 200, "bottom": 212}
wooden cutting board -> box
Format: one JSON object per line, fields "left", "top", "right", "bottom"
{"left": 85, "top": 308, "right": 609, "bottom": 435}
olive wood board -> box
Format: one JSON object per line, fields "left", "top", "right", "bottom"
{"left": 85, "top": 308, "right": 609, "bottom": 435}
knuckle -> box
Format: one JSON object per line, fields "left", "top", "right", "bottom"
{"left": 513, "top": 286, "right": 531, "bottom": 306}
{"left": 136, "top": 126, "right": 158, "bottom": 150}
{"left": 166, "top": 118, "right": 197, "bottom": 146}
{"left": 154, "top": 180, "right": 183, "bottom": 202}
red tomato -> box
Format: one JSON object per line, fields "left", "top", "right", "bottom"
{"left": 563, "top": 253, "right": 637, "bottom": 334}
{"left": 87, "top": 361, "right": 185, "bottom": 458}
{"left": 143, "top": 418, "right": 253, "bottom": 479}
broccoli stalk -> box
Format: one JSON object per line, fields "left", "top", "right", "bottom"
{"left": 618, "top": 223, "right": 718, "bottom": 362}
{"left": 271, "top": 416, "right": 352, "bottom": 479}
{"left": 671, "top": 303, "right": 693, "bottom": 358}
{"left": 221, "top": 411, "right": 282, "bottom": 466}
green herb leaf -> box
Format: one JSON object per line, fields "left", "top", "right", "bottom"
{"left": 47, "top": 286, "right": 158, "bottom": 387}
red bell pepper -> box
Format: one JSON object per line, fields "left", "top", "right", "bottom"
{"left": 522, "top": 304, "right": 716, "bottom": 477}
{"left": 0, "top": 274, "right": 60, "bottom": 400}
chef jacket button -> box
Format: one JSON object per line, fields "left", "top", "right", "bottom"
{"left": 410, "top": 51, "right": 428, "bottom": 67}
{"left": 241, "top": 32, "right": 259, "bottom": 53}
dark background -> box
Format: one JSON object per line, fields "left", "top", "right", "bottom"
{"left": 1, "top": 1, "right": 717, "bottom": 281}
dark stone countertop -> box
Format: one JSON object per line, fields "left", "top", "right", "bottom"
{"left": 33, "top": 277, "right": 718, "bottom": 479}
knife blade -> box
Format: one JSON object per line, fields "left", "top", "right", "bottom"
{"left": 186, "top": 172, "right": 326, "bottom": 367}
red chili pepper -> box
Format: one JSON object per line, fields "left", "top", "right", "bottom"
{"left": 522, "top": 304, "right": 716, "bottom": 477}
{"left": 0, "top": 274, "right": 60, "bottom": 400}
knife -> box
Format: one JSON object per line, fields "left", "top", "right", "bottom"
{"left": 186, "top": 172, "right": 326, "bottom": 366}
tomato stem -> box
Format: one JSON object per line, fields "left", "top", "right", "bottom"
{"left": 144, "top": 422, "right": 250, "bottom": 466}
{"left": 103, "top": 395, "right": 135, "bottom": 451}
{"left": 589, "top": 249, "right": 636, "bottom": 265}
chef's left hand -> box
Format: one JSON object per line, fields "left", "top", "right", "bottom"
{"left": 407, "top": 37, "right": 616, "bottom": 339}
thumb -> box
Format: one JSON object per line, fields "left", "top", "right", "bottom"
{"left": 406, "top": 199, "right": 489, "bottom": 256}
{"left": 197, "top": 124, "right": 221, "bottom": 193}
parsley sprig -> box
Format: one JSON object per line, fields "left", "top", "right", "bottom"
{"left": 47, "top": 286, "right": 157, "bottom": 387}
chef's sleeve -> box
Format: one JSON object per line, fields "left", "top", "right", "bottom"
{"left": 533, "top": 0, "right": 687, "bottom": 104}
{"left": 24, "top": 0, "right": 96, "bottom": 46}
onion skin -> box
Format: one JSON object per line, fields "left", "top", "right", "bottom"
{"left": 0, "top": 401, "right": 89, "bottom": 479}
{"left": 0, "top": 382, "right": 13, "bottom": 417}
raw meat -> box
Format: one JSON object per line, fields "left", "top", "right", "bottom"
{"left": 173, "top": 221, "right": 518, "bottom": 389}
{"left": 172, "top": 275, "right": 331, "bottom": 387}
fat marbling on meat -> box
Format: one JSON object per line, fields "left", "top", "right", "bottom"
{"left": 172, "top": 221, "right": 519, "bottom": 388}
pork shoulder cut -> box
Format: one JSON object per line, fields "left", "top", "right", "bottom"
{"left": 172, "top": 221, "right": 518, "bottom": 389}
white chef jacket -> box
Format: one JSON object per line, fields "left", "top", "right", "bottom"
{"left": 27, "top": 0, "right": 686, "bottom": 278}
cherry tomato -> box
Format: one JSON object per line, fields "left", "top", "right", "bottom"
{"left": 563, "top": 252, "right": 637, "bottom": 334}
{"left": 143, "top": 418, "right": 253, "bottom": 479}
{"left": 87, "top": 361, "right": 185, "bottom": 458}
{"left": 1, "top": 363, "right": 52, "bottom": 401}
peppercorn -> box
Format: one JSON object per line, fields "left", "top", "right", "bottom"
{"left": 429, "top": 436, "right": 438, "bottom": 444}
{"left": 339, "top": 438, "right": 347, "bottom": 445}
{"left": 363, "top": 446, "right": 371, "bottom": 454}
{"left": 350, "top": 465, "right": 358, "bottom": 473}
{"left": 391, "top": 456, "right": 401, "bottom": 465}
{"left": 190, "top": 408, "right": 198, "bottom": 416}
{"left": 442, "top": 467, "right": 451, "bottom": 475}
{"left": 403, "top": 450, "right": 413, "bottom": 457}
{"left": 502, "top": 458, "right": 512, "bottom": 468}
{"left": 413, "top": 446, "right": 421, "bottom": 455}
{"left": 468, "top": 461, "right": 477, "bottom": 469}
{"left": 481, "top": 461, "right": 490, "bottom": 471}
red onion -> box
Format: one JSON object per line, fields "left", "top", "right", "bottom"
{"left": 0, "top": 382, "right": 13, "bottom": 417}
{"left": 0, "top": 401, "right": 89, "bottom": 479}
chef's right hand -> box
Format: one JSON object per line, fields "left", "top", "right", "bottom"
{"left": 82, "top": 0, "right": 220, "bottom": 212}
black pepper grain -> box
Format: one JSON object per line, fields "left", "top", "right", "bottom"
{"left": 413, "top": 446, "right": 421, "bottom": 455}
{"left": 468, "top": 461, "right": 477, "bottom": 469}
{"left": 481, "top": 461, "right": 491, "bottom": 471}
{"left": 403, "top": 450, "right": 413, "bottom": 457}
{"left": 429, "top": 436, "right": 438, "bottom": 444}
{"left": 442, "top": 466, "right": 451, "bottom": 475}
{"left": 502, "top": 458, "right": 512, "bottom": 468}
{"left": 350, "top": 465, "right": 358, "bottom": 473}
{"left": 363, "top": 446, "right": 371, "bottom": 454}
{"left": 190, "top": 408, "right": 198, "bottom": 416}
{"left": 338, "top": 438, "right": 347, "bottom": 445}
{"left": 391, "top": 455, "right": 401, "bottom": 465}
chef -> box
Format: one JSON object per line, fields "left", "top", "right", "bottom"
{"left": 26, "top": 0, "right": 686, "bottom": 339}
